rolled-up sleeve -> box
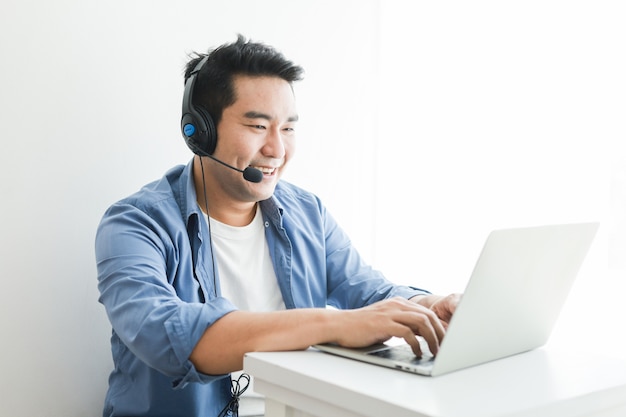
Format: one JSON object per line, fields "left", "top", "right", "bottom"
{"left": 96, "top": 200, "right": 237, "bottom": 386}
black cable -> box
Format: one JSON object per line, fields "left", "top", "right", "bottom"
{"left": 199, "top": 156, "right": 218, "bottom": 298}
{"left": 217, "top": 372, "right": 251, "bottom": 417}
{"left": 200, "top": 157, "right": 251, "bottom": 417}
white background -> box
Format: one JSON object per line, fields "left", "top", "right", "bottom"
{"left": 1, "top": 1, "right": 624, "bottom": 416}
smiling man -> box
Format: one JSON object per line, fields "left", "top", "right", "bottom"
{"left": 95, "top": 35, "right": 460, "bottom": 417}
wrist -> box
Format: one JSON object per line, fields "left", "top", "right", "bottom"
{"left": 410, "top": 294, "right": 441, "bottom": 309}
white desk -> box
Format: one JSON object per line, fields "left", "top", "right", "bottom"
{"left": 244, "top": 347, "right": 626, "bottom": 417}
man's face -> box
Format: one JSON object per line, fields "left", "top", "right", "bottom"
{"left": 209, "top": 75, "right": 298, "bottom": 203}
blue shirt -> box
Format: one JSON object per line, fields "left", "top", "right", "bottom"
{"left": 95, "top": 160, "right": 428, "bottom": 417}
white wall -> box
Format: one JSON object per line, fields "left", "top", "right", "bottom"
{"left": 1, "top": 1, "right": 625, "bottom": 416}
{"left": 377, "top": 0, "right": 625, "bottom": 283}
{"left": 376, "top": 1, "right": 626, "bottom": 356}
{"left": 0, "top": 1, "right": 379, "bottom": 415}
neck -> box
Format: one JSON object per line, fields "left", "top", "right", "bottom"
{"left": 205, "top": 200, "right": 258, "bottom": 227}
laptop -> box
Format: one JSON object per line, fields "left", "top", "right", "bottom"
{"left": 314, "top": 222, "right": 599, "bottom": 376}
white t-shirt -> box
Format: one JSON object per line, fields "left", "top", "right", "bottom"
{"left": 203, "top": 205, "right": 285, "bottom": 416}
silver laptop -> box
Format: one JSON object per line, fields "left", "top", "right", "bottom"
{"left": 315, "top": 222, "right": 599, "bottom": 376}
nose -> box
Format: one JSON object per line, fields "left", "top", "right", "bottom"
{"left": 262, "top": 127, "right": 286, "bottom": 159}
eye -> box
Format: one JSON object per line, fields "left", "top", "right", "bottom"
{"left": 246, "top": 124, "right": 267, "bottom": 130}
{"left": 283, "top": 123, "right": 297, "bottom": 133}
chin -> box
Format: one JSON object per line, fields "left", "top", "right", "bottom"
{"left": 242, "top": 180, "right": 273, "bottom": 200}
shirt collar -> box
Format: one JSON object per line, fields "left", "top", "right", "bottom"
{"left": 260, "top": 195, "right": 284, "bottom": 227}
{"left": 177, "top": 159, "right": 203, "bottom": 228}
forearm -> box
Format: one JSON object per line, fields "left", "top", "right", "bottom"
{"left": 190, "top": 308, "right": 340, "bottom": 375}
{"left": 190, "top": 296, "right": 456, "bottom": 375}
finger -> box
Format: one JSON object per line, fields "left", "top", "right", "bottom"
{"left": 381, "top": 317, "right": 428, "bottom": 357}
{"left": 427, "top": 308, "right": 447, "bottom": 344}
{"left": 395, "top": 311, "right": 441, "bottom": 356}
{"left": 421, "top": 324, "right": 440, "bottom": 356}
{"left": 417, "top": 307, "right": 446, "bottom": 348}
{"left": 432, "top": 293, "right": 462, "bottom": 322}
{"left": 384, "top": 298, "right": 446, "bottom": 354}
{"left": 401, "top": 331, "right": 423, "bottom": 357}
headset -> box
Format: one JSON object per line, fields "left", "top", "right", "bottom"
{"left": 180, "top": 55, "right": 263, "bottom": 183}
{"left": 180, "top": 56, "right": 217, "bottom": 156}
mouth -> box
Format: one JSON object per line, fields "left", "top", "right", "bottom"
{"left": 250, "top": 166, "right": 278, "bottom": 176}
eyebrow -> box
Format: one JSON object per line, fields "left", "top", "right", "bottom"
{"left": 244, "top": 111, "right": 299, "bottom": 123}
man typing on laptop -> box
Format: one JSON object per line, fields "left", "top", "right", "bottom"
{"left": 95, "top": 35, "right": 461, "bottom": 417}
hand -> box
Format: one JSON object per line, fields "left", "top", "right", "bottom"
{"left": 411, "top": 293, "right": 462, "bottom": 328}
{"left": 332, "top": 297, "right": 446, "bottom": 357}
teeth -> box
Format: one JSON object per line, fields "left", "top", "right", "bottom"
{"left": 253, "top": 167, "right": 275, "bottom": 174}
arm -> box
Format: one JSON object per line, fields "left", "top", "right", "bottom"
{"left": 96, "top": 201, "right": 237, "bottom": 383}
{"left": 190, "top": 297, "right": 447, "bottom": 375}
{"left": 188, "top": 190, "right": 457, "bottom": 375}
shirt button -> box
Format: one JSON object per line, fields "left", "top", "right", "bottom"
{"left": 264, "top": 221, "right": 269, "bottom": 228}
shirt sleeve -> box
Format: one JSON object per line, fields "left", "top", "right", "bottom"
{"left": 269, "top": 183, "right": 430, "bottom": 309}
{"left": 95, "top": 201, "right": 237, "bottom": 386}
{"left": 320, "top": 199, "right": 430, "bottom": 308}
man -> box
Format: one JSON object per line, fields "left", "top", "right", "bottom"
{"left": 96, "top": 35, "right": 460, "bottom": 417}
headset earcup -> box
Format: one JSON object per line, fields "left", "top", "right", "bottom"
{"left": 181, "top": 56, "right": 217, "bottom": 156}
{"left": 195, "top": 106, "right": 217, "bottom": 155}
{"left": 181, "top": 104, "right": 217, "bottom": 156}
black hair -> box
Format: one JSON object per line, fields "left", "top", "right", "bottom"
{"left": 184, "top": 34, "right": 304, "bottom": 126}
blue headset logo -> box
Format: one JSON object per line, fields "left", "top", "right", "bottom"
{"left": 183, "top": 123, "right": 196, "bottom": 137}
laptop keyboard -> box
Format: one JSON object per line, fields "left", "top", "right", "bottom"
{"left": 366, "top": 344, "right": 432, "bottom": 364}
